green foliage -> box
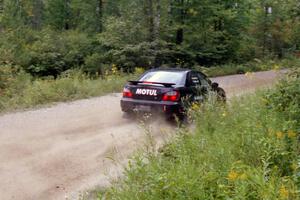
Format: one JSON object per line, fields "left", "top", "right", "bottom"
{"left": 1, "top": 0, "right": 300, "bottom": 78}
{"left": 45, "top": 0, "right": 71, "bottom": 30}
{"left": 0, "top": 29, "right": 97, "bottom": 77}
{"left": 265, "top": 69, "right": 300, "bottom": 131}
{"left": 0, "top": 67, "right": 137, "bottom": 113}
{"left": 199, "top": 58, "right": 300, "bottom": 77}
{"left": 101, "top": 80, "right": 300, "bottom": 199}
{"left": 0, "top": 64, "right": 27, "bottom": 91}
{"left": 1, "top": 0, "right": 26, "bottom": 28}
{"left": 0, "top": 60, "right": 298, "bottom": 113}
{"left": 84, "top": 53, "right": 109, "bottom": 75}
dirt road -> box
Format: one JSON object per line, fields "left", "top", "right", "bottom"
{"left": 0, "top": 70, "right": 285, "bottom": 200}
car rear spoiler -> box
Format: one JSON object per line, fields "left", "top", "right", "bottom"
{"left": 128, "top": 81, "right": 176, "bottom": 87}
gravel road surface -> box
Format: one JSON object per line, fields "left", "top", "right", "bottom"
{"left": 0, "top": 70, "right": 285, "bottom": 200}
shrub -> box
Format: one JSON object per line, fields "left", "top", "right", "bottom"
{"left": 19, "top": 30, "right": 96, "bottom": 77}
{"left": 100, "top": 83, "right": 299, "bottom": 199}
{"left": 0, "top": 29, "right": 99, "bottom": 77}
{"left": 265, "top": 69, "right": 300, "bottom": 131}
{"left": 84, "top": 53, "right": 109, "bottom": 75}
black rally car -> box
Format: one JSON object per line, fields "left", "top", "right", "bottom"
{"left": 120, "top": 68, "right": 225, "bottom": 119}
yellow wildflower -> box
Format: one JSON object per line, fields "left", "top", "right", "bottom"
{"left": 191, "top": 103, "right": 200, "bottom": 111}
{"left": 112, "top": 64, "right": 118, "bottom": 75}
{"left": 228, "top": 170, "right": 239, "bottom": 181}
{"left": 222, "top": 112, "right": 227, "bottom": 117}
{"left": 287, "top": 130, "right": 297, "bottom": 138}
{"left": 279, "top": 185, "right": 289, "bottom": 199}
{"left": 276, "top": 131, "right": 284, "bottom": 139}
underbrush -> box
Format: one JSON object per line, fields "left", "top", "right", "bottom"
{"left": 200, "top": 57, "right": 300, "bottom": 77}
{"left": 0, "top": 58, "right": 298, "bottom": 113}
{"left": 99, "top": 70, "right": 300, "bottom": 200}
{"left": 0, "top": 67, "right": 137, "bottom": 113}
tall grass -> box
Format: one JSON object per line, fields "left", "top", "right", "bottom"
{"left": 99, "top": 72, "right": 300, "bottom": 199}
{"left": 199, "top": 57, "right": 300, "bottom": 77}
{"left": 0, "top": 69, "right": 137, "bottom": 113}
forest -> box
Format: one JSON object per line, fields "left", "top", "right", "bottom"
{"left": 0, "top": 0, "right": 300, "bottom": 78}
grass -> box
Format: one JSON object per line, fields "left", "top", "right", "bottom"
{"left": 97, "top": 73, "right": 300, "bottom": 199}
{"left": 0, "top": 57, "right": 299, "bottom": 113}
{"left": 199, "top": 57, "right": 300, "bottom": 77}
{"left": 0, "top": 69, "right": 137, "bottom": 113}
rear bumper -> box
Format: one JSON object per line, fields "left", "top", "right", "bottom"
{"left": 120, "top": 98, "right": 183, "bottom": 117}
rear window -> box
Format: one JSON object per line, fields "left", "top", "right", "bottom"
{"left": 139, "top": 71, "right": 186, "bottom": 85}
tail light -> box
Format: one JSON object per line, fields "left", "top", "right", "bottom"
{"left": 162, "top": 90, "right": 180, "bottom": 102}
{"left": 123, "top": 88, "right": 133, "bottom": 98}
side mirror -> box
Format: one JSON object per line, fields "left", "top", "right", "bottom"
{"left": 212, "top": 82, "right": 219, "bottom": 89}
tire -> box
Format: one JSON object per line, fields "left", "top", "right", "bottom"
{"left": 216, "top": 87, "right": 226, "bottom": 102}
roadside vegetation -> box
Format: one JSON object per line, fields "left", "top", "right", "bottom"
{"left": 1, "top": 59, "right": 299, "bottom": 113}
{"left": 200, "top": 57, "right": 300, "bottom": 77}
{"left": 98, "top": 69, "right": 300, "bottom": 199}
{"left": 1, "top": 0, "right": 300, "bottom": 113}
{"left": 0, "top": 66, "right": 139, "bottom": 113}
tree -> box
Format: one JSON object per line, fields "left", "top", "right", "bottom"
{"left": 30, "top": 0, "right": 44, "bottom": 29}
{"left": 154, "top": 0, "right": 161, "bottom": 39}
{"left": 144, "top": 0, "right": 155, "bottom": 42}
{"left": 0, "top": 0, "right": 4, "bottom": 31}
{"left": 0, "top": 0, "right": 3, "bottom": 15}
{"left": 172, "top": 0, "right": 186, "bottom": 44}
{"left": 1, "top": 0, "right": 26, "bottom": 28}
{"left": 0, "top": 0, "right": 299, "bottom": 77}
{"left": 45, "top": 0, "right": 71, "bottom": 30}
{"left": 96, "top": 0, "right": 103, "bottom": 32}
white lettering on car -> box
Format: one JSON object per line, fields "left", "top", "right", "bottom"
{"left": 136, "top": 89, "right": 157, "bottom": 96}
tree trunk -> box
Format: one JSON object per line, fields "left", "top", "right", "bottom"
{"left": 154, "top": 0, "right": 161, "bottom": 40}
{"left": 64, "top": 0, "right": 71, "bottom": 30}
{"left": 176, "top": 28, "right": 183, "bottom": 44}
{"left": 0, "top": 0, "right": 3, "bottom": 31}
{"left": 176, "top": 0, "right": 185, "bottom": 44}
{"left": 168, "top": 0, "right": 173, "bottom": 25}
{"left": 32, "top": 0, "right": 43, "bottom": 29}
{"left": 96, "top": 0, "right": 103, "bottom": 32}
{"left": 153, "top": 0, "right": 161, "bottom": 67}
{"left": 147, "top": 0, "right": 155, "bottom": 42}
{"left": 262, "top": 5, "right": 269, "bottom": 57}
{"left": 0, "top": 0, "right": 3, "bottom": 14}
